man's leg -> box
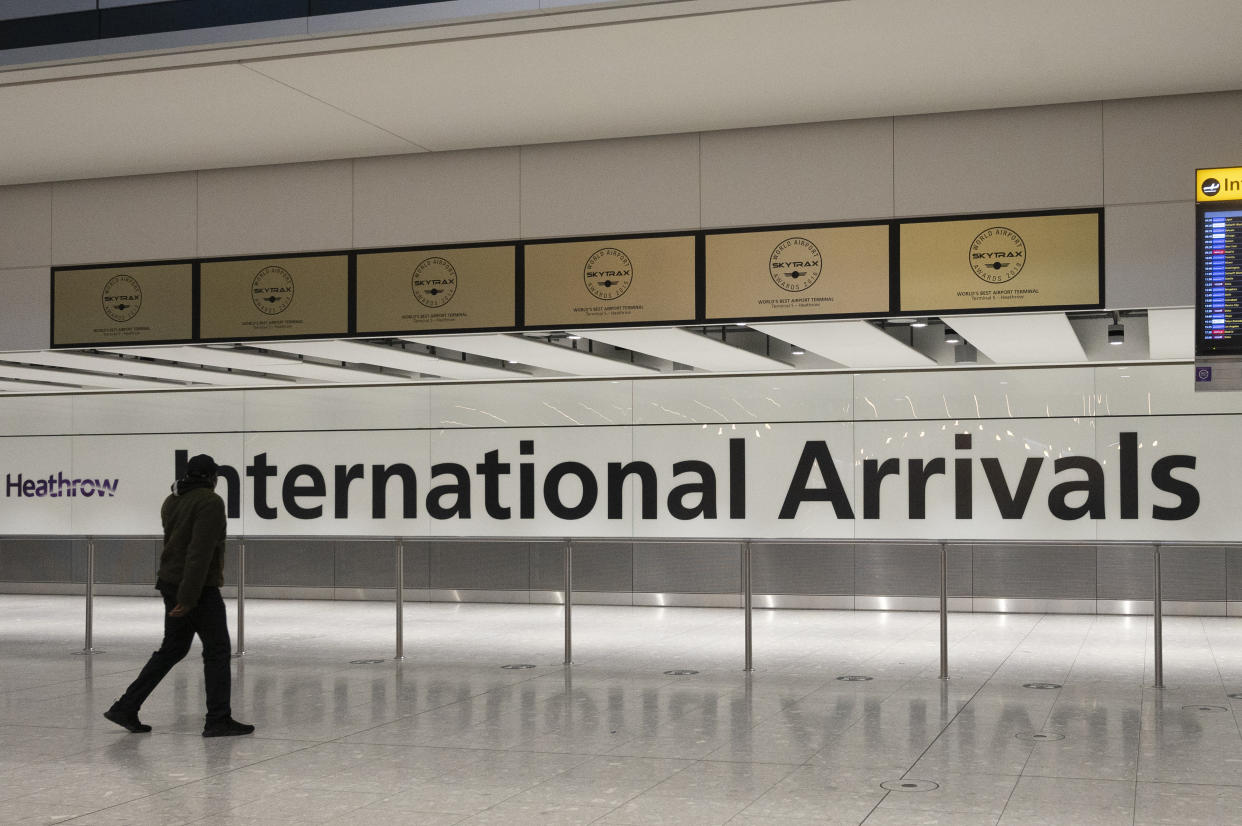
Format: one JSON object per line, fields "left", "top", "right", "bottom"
{"left": 107, "top": 585, "right": 194, "bottom": 726}
{"left": 191, "top": 585, "right": 233, "bottom": 724}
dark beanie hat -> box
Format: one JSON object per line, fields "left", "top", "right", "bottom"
{"left": 186, "top": 454, "right": 218, "bottom": 478}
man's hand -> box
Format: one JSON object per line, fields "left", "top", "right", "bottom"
{"left": 168, "top": 604, "right": 189, "bottom": 617}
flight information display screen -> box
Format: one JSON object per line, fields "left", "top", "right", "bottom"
{"left": 1197, "top": 204, "right": 1242, "bottom": 356}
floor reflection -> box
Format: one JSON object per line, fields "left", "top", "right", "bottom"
{"left": 1, "top": 596, "right": 1242, "bottom": 823}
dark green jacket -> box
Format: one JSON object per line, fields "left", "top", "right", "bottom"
{"left": 158, "top": 481, "right": 227, "bottom": 609}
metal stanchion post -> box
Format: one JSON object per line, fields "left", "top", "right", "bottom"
{"left": 73, "top": 537, "right": 102, "bottom": 655}
{"left": 395, "top": 538, "right": 406, "bottom": 661}
{"left": 1153, "top": 542, "right": 1163, "bottom": 689}
{"left": 939, "top": 541, "right": 949, "bottom": 681}
{"left": 564, "top": 538, "right": 573, "bottom": 665}
{"left": 743, "top": 540, "right": 753, "bottom": 672}
{"left": 233, "top": 541, "right": 246, "bottom": 658}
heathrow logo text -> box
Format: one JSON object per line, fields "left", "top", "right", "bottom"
{"left": 5, "top": 471, "right": 120, "bottom": 498}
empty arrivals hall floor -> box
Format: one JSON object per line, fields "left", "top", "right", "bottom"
{"left": 3, "top": 597, "right": 1242, "bottom": 825}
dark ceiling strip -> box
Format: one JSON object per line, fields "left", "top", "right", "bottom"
{"left": 0, "top": 1, "right": 453, "bottom": 51}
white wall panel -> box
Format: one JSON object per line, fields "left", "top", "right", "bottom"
{"left": 0, "top": 267, "right": 49, "bottom": 351}
{"left": 0, "top": 436, "right": 73, "bottom": 534}
{"left": 0, "top": 394, "right": 73, "bottom": 435}
{"left": 700, "top": 119, "right": 894, "bottom": 228}
{"left": 71, "top": 390, "right": 245, "bottom": 435}
{"left": 51, "top": 173, "right": 196, "bottom": 265}
{"left": 197, "top": 160, "right": 352, "bottom": 257}
{"left": 855, "top": 369, "right": 1094, "bottom": 421}
{"left": 519, "top": 134, "right": 700, "bottom": 239}
{"left": 428, "top": 426, "right": 631, "bottom": 538}
{"left": 854, "top": 418, "right": 1099, "bottom": 541}
{"left": 239, "top": 429, "right": 430, "bottom": 536}
{"left": 630, "top": 423, "right": 815, "bottom": 539}
{"left": 1103, "top": 91, "right": 1242, "bottom": 205}
{"left": 633, "top": 374, "right": 852, "bottom": 425}
{"left": 894, "top": 102, "right": 1103, "bottom": 216}
{"left": 3, "top": 366, "right": 1242, "bottom": 539}
{"left": 1105, "top": 201, "right": 1193, "bottom": 309}
{"left": 1095, "top": 417, "right": 1237, "bottom": 542}
{"left": 0, "top": 183, "right": 51, "bottom": 268}
{"left": 429, "top": 380, "right": 632, "bottom": 428}
{"left": 68, "top": 432, "right": 244, "bottom": 536}
{"left": 1094, "top": 364, "right": 1242, "bottom": 416}
{"left": 353, "top": 148, "right": 519, "bottom": 248}
{"left": 242, "top": 385, "right": 431, "bottom": 432}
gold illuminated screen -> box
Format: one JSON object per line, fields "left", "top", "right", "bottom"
{"left": 524, "top": 236, "right": 695, "bottom": 327}
{"left": 900, "top": 213, "right": 1100, "bottom": 312}
{"left": 1197, "top": 167, "right": 1242, "bottom": 202}
{"left": 200, "top": 255, "right": 348, "bottom": 340}
{"left": 357, "top": 246, "right": 515, "bottom": 333}
{"left": 705, "top": 225, "right": 890, "bottom": 320}
{"left": 53, "top": 263, "right": 192, "bottom": 346}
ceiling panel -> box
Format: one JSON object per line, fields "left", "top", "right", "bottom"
{"left": 2, "top": 2, "right": 1241, "bottom": 184}
{"left": 8, "top": 349, "right": 295, "bottom": 386}
{"left": 103, "top": 345, "right": 404, "bottom": 384}
{"left": 108, "top": 345, "right": 308, "bottom": 375}
{"left": 753, "top": 320, "right": 935, "bottom": 368}
{"left": 259, "top": 340, "right": 517, "bottom": 380}
{"left": 0, "top": 358, "right": 174, "bottom": 389}
{"left": 0, "top": 377, "right": 76, "bottom": 392}
{"left": 573, "top": 327, "right": 790, "bottom": 372}
{"left": 942, "top": 313, "right": 1088, "bottom": 364}
{"left": 403, "top": 334, "right": 655, "bottom": 376}
{"left": 249, "top": 1, "right": 1242, "bottom": 155}
{"left": 1147, "top": 307, "right": 1193, "bottom": 359}
{"left": 0, "top": 63, "right": 417, "bottom": 186}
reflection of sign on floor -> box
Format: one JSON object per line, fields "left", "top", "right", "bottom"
{"left": 1195, "top": 358, "right": 1242, "bottom": 391}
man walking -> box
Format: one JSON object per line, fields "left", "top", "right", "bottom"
{"left": 104, "top": 453, "right": 254, "bottom": 737}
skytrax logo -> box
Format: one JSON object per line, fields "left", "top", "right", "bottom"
{"left": 6, "top": 471, "right": 120, "bottom": 498}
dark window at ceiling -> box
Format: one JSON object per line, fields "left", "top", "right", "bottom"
{"left": 100, "top": 0, "right": 310, "bottom": 39}
{"left": 310, "top": 0, "right": 449, "bottom": 13}
{"left": 0, "top": 2, "right": 454, "bottom": 51}
{"left": 0, "top": 12, "right": 98, "bottom": 51}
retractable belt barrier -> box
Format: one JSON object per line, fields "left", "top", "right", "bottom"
{"left": 32, "top": 536, "right": 1233, "bottom": 688}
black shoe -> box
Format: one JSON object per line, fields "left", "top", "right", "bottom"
{"left": 103, "top": 706, "right": 151, "bottom": 733}
{"left": 202, "top": 718, "right": 255, "bottom": 738}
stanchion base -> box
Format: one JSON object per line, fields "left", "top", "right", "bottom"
{"left": 394, "top": 656, "right": 406, "bottom": 661}
{"left": 938, "top": 675, "right": 950, "bottom": 681}
{"left": 72, "top": 649, "right": 104, "bottom": 655}
{"left": 231, "top": 651, "right": 246, "bottom": 658}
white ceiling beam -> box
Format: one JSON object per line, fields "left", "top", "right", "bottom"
{"left": 0, "top": 357, "right": 177, "bottom": 389}
{"left": 752, "top": 321, "right": 935, "bottom": 368}
{"left": 572, "top": 327, "right": 791, "bottom": 372}
{"left": 9, "top": 349, "right": 292, "bottom": 386}
{"left": 402, "top": 334, "right": 656, "bottom": 376}
{"left": 942, "top": 313, "right": 1087, "bottom": 364}
{"left": 259, "top": 340, "right": 517, "bottom": 380}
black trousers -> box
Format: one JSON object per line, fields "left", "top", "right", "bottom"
{"left": 115, "top": 581, "right": 232, "bottom": 722}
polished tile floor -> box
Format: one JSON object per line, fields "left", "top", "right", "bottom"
{"left": 3, "top": 596, "right": 1242, "bottom": 825}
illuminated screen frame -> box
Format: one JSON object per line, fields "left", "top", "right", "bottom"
{"left": 1196, "top": 200, "right": 1242, "bottom": 357}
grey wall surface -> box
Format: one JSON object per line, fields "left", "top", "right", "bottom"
{"left": 2, "top": 90, "right": 1238, "bottom": 349}
{"left": 3, "top": 536, "right": 1239, "bottom": 615}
